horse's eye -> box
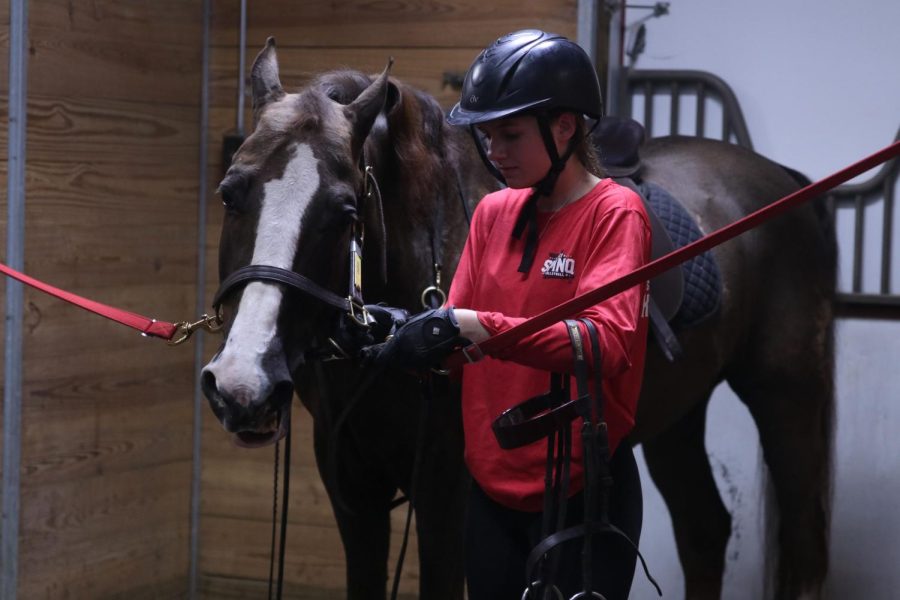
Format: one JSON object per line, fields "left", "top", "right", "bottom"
{"left": 317, "top": 202, "right": 357, "bottom": 233}
{"left": 342, "top": 204, "right": 358, "bottom": 223}
{"left": 220, "top": 186, "right": 237, "bottom": 209}
{"left": 334, "top": 190, "right": 358, "bottom": 219}
{"left": 338, "top": 191, "right": 359, "bottom": 218}
{"left": 218, "top": 176, "right": 249, "bottom": 213}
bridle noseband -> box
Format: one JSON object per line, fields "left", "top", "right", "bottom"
{"left": 213, "top": 262, "right": 367, "bottom": 324}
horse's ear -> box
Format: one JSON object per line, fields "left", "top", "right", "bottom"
{"left": 250, "top": 37, "right": 285, "bottom": 116}
{"left": 384, "top": 79, "right": 400, "bottom": 115}
{"left": 344, "top": 58, "right": 395, "bottom": 158}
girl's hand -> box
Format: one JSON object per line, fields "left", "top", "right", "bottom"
{"left": 361, "top": 307, "right": 469, "bottom": 370}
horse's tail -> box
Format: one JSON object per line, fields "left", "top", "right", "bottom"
{"left": 758, "top": 163, "right": 837, "bottom": 598}
{"left": 760, "top": 324, "right": 836, "bottom": 599}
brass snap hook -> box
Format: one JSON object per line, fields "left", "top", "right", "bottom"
{"left": 167, "top": 311, "right": 224, "bottom": 346}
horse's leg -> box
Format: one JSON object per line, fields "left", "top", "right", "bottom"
{"left": 730, "top": 365, "right": 832, "bottom": 599}
{"left": 311, "top": 413, "right": 396, "bottom": 600}
{"left": 642, "top": 398, "right": 732, "bottom": 599}
{"left": 410, "top": 381, "right": 469, "bottom": 600}
{"left": 412, "top": 459, "right": 468, "bottom": 600}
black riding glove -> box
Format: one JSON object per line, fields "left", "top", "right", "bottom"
{"left": 362, "top": 307, "right": 468, "bottom": 370}
{"left": 366, "top": 303, "right": 410, "bottom": 342}
{"left": 332, "top": 303, "right": 410, "bottom": 357}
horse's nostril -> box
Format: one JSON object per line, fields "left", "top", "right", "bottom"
{"left": 201, "top": 369, "right": 218, "bottom": 400}
{"left": 200, "top": 369, "right": 229, "bottom": 419}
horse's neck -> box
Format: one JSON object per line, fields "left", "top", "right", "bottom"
{"left": 364, "top": 122, "right": 492, "bottom": 309}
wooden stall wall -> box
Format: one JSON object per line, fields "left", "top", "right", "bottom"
{"left": 2, "top": 1, "right": 201, "bottom": 597}
{"left": 200, "top": 2, "right": 581, "bottom": 597}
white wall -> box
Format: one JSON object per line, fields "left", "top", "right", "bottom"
{"left": 622, "top": 2, "right": 900, "bottom": 599}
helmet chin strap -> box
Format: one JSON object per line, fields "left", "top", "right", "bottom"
{"left": 470, "top": 113, "right": 598, "bottom": 274}
{"left": 511, "top": 113, "right": 579, "bottom": 273}
{"left": 469, "top": 125, "right": 507, "bottom": 186}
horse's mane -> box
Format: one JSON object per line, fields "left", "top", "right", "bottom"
{"left": 311, "top": 70, "right": 449, "bottom": 202}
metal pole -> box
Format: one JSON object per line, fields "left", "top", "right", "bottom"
{"left": 188, "top": 0, "right": 212, "bottom": 597}
{"left": 236, "top": 0, "right": 247, "bottom": 135}
{"left": 576, "top": 0, "right": 599, "bottom": 66}
{"left": 606, "top": 1, "right": 626, "bottom": 116}
{"left": 2, "top": 0, "right": 29, "bottom": 598}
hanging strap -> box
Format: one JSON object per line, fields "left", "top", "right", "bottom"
{"left": 504, "top": 319, "right": 661, "bottom": 599}
{"left": 388, "top": 373, "right": 432, "bottom": 600}
{"left": 267, "top": 421, "right": 291, "bottom": 600}
{"left": 577, "top": 319, "right": 607, "bottom": 596}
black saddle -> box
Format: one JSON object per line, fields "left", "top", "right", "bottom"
{"left": 593, "top": 116, "right": 722, "bottom": 360}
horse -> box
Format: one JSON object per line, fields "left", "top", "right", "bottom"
{"left": 200, "top": 39, "right": 835, "bottom": 600}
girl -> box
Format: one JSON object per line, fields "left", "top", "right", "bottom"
{"left": 370, "top": 29, "right": 651, "bottom": 599}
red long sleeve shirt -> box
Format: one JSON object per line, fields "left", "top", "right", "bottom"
{"left": 447, "top": 179, "right": 651, "bottom": 511}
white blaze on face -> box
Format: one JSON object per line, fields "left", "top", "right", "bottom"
{"left": 209, "top": 143, "right": 320, "bottom": 399}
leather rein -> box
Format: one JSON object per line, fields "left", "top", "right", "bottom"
{"left": 492, "top": 319, "right": 661, "bottom": 599}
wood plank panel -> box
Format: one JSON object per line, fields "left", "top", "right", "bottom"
{"left": 19, "top": 462, "right": 190, "bottom": 598}
{"left": 22, "top": 156, "right": 197, "bottom": 278}
{"left": 210, "top": 0, "right": 577, "bottom": 49}
{"left": 14, "top": 2, "right": 203, "bottom": 598}
{"left": 200, "top": 574, "right": 416, "bottom": 600}
{"left": 21, "top": 379, "right": 194, "bottom": 486}
{"left": 26, "top": 28, "right": 198, "bottom": 104}
{"left": 209, "top": 45, "right": 482, "bottom": 114}
{"left": 0, "top": 1, "right": 10, "bottom": 86}
{"left": 24, "top": 95, "right": 199, "bottom": 162}
{"left": 14, "top": 93, "right": 199, "bottom": 352}
{"left": 30, "top": 0, "right": 199, "bottom": 45}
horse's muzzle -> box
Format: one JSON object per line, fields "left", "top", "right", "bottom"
{"left": 200, "top": 363, "right": 294, "bottom": 447}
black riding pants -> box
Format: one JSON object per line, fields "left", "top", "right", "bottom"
{"left": 465, "top": 445, "right": 643, "bottom": 600}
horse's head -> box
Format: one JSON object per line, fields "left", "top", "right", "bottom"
{"left": 201, "top": 39, "right": 397, "bottom": 447}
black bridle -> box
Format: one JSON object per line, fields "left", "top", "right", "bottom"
{"left": 211, "top": 163, "right": 382, "bottom": 332}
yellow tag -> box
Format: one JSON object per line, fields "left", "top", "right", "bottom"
{"left": 353, "top": 252, "right": 363, "bottom": 292}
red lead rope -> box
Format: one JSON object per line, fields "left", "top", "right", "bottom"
{"left": 0, "top": 262, "right": 215, "bottom": 344}
{"left": 1, "top": 140, "right": 897, "bottom": 349}
{"left": 445, "top": 139, "right": 900, "bottom": 370}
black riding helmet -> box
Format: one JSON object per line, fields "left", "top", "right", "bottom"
{"left": 447, "top": 29, "right": 604, "bottom": 273}
{"left": 447, "top": 29, "right": 603, "bottom": 127}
